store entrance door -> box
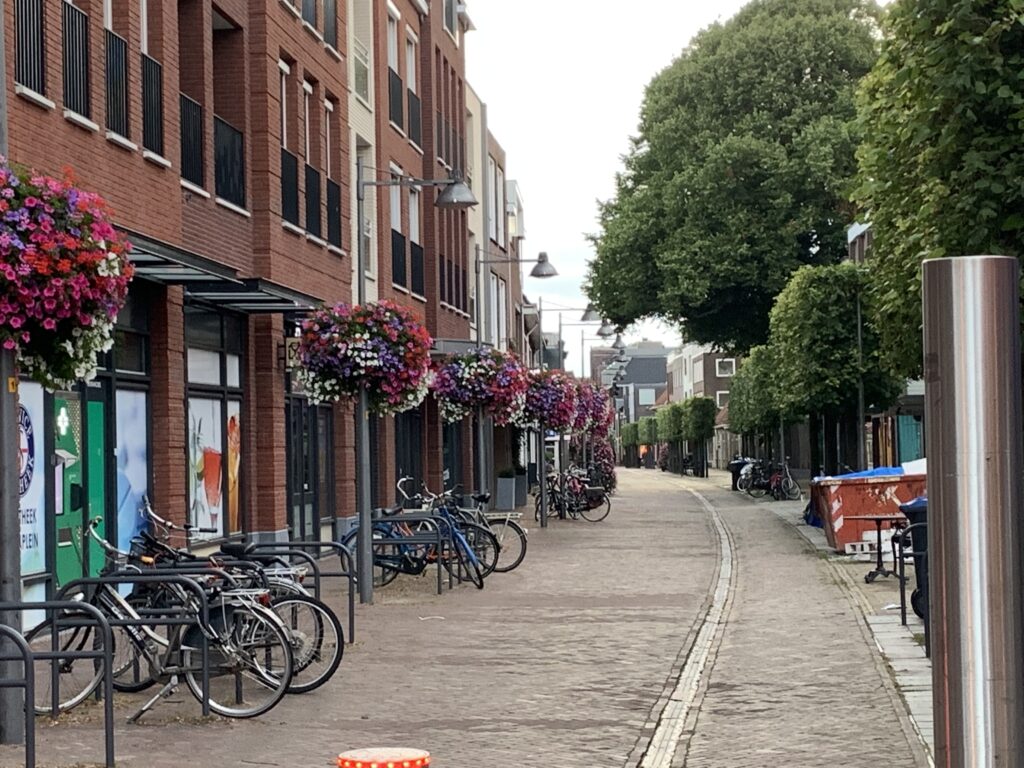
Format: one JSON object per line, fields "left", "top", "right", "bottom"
{"left": 287, "top": 400, "right": 334, "bottom": 542}
{"left": 53, "top": 386, "right": 111, "bottom": 586}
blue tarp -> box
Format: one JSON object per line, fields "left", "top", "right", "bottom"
{"left": 813, "top": 466, "right": 905, "bottom": 482}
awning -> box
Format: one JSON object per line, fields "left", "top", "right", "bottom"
{"left": 121, "top": 228, "right": 322, "bottom": 314}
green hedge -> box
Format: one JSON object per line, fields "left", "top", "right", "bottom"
{"left": 621, "top": 422, "right": 639, "bottom": 447}
{"left": 657, "top": 401, "right": 686, "bottom": 441}
{"left": 684, "top": 397, "right": 717, "bottom": 442}
{"left": 639, "top": 416, "right": 659, "bottom": 445}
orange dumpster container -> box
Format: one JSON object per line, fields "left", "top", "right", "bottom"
{"left": 811, "top": 474, "right": 927, "bottom": 552}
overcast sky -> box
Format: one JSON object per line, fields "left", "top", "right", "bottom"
{"left": 465, "top": 1, "right": 751, "bottom": 375}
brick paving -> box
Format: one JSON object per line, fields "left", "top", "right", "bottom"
{"left": 0, "top": 470, "right": 929, "bottom": 768}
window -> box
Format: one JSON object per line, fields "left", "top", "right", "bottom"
{"left": 302, "top": 80, "right": 312, "bottom": 162}
{"left": 716, "top": 358, "right": 736, "bottom": 377}
{"left": 186, "top": 309, "right": 245, "bottom": 538}
{"left": 390, "top": 170, "right": 402, "bottom": 231}
{"left": 717, "top": 391, "right": 730, "bottom": 408}
{"left": 409, "top": 188, "right": 420, "bottom": 244}
{"left": 488, "top": 273, "right": 499, "bottom": 343}
{"left": 495, "top": 166, "right": 506, "bottom": 247}
{"left": 279, "top": 61, "right": 289, "bottom": 149}
{"left": 498, "top": 277, "right": 508, "bottom": 348}
{"left": 387, "top": 15, "right": 398, "bottom": 71}
{"left": 353, "top": 38, "right": 370, "bottom": 103}
{"left": 487, "top": 157, "right": 497, "bottom": 241}
{"left": 15, "top": 0, "right": 46, "bottom": 96}
{"left": 444, "top": 0, "right": 456, "bottom": 35}
{"left": 692, "top": 356, "right": 704, "bottom": 384}
{"left": 406, "top": 37, "right": 417, "bottom": 94}
{"left": 638, "top": 389, "right": 656, "bottom": 406}
{"left": 323, "top": 100, "right": 332, "bottom": 177}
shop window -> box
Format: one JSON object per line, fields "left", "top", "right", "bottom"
{"left": 186, "top": 307, "right": 245, "bottom": 537}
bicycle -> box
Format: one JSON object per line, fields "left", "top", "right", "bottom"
{"left": 27, "top": 517, "right": 295, "bottom": 720}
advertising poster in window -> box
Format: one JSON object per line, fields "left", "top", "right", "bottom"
{"left": 115, "top": 390, "right": 149, "bottom": 551}
{"left": 227, "top": 401, "right": 241, "bottom": 534}
{"left": 188, "top": 398, "right": 223, "bottom": 536}
{"left": 18, "top": 382, "right": 46, "bottom": 576}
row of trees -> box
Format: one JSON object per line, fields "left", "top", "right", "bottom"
{"left": 586, "top": 0, "right": 1024, "bottom": 456}
{"left": 620, "top": 397, "right": 717, "bottom": 475}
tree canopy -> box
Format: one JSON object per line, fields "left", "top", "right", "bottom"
{"left": 854, "top": 0, "right": 1024, "bottom": 378}
{"left": 586, "top": 0, "right": 881, "bottom": 353}
{"left": 727, "top": 345, "right": 782, "bottom": 435}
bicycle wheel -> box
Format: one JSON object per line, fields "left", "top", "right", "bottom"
{"left": 488, "top": 518, "right": 528, "bottom": 573}
{"left": 453, "top": 534, "right": 484, "bottom": 589}
{"left": 341, "top": 527, "right": 401, "bottom": 587}
{"left": 782, "top": 477, "right": 801, "bottom": 500}
{"left": 580, "top": 492, "right": 612, "bottom": 522}
{"left": 182, "top": 603, "right": 293, "bottom": 719}
{"left": 25, "top": 617, "right": 104, "bottom": 715}
{"left": 737, "top": 474, "right": 751, "bottom": 492}
{"left": 460, "top": 522, "right": 499, "bottom": 578}
{"left": 271, "top": 594, "right": 343, "bottom": 694}
{"left": 747, "top": 481, "right": 767, "bottom": 498}
{"left": 110, "top": 624, "right": 161, "bottom": 693}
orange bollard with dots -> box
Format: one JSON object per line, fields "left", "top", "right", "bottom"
{"left": 337, "top": 747, "right": 431, "bottom": 768}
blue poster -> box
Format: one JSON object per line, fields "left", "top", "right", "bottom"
{"left": 18, "top": 382, "right": 46, "bottom": 575}
{"left": 115, "top": 390, "right": 149, "bottom": 551}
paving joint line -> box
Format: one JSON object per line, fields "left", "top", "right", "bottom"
{"left": 636, "top": 485, "right": 736, "bottom": 768}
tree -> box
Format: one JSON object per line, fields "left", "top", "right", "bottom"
{"left": 728, "top": 345, "right": 783, "bottom": 435}
{"left": 639, "top": 417, "right": 659, "bottom": 446}
{"left": 586, "top": 0, "right": 881, "bottom": 353}
{"left": 656, "top": 402, "right": 685, "bottom": 442}
{"left": 854, "top": 0, "right": 1024, "bottom": 378}
{"left": 621, "top": 422, "right": 639, "bottom": 448}
{"left": 769, "top": 263, "right": 901, "bottom": 417}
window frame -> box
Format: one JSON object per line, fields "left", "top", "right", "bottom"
{"left": 716, "top": 390, "right": 730, "bottom": 408}
{"left": 405, "top": 33, "right": 417, "bottom": 95}
{"left": 302, "top": 79, "right": 313, "bottom": 163}
{"left": 408, "top": 187, "right": 420, "bottom": 244}
{"left": 716, "top": 358, "right": 736, "bottom": 378}
{"left": 278, "top": 60, "right": 290, "bottom": 150}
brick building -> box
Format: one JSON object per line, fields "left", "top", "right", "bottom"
{"left": 6, "top": 0, "right": 509, "bottom": 601}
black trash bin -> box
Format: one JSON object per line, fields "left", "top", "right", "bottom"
{"left": 727, "top": 456, "right": 747, "bottom": 491}
{"left": 899, "top": 496, "right": 928, "bottom": 622}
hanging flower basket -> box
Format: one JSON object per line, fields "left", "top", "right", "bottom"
{"left": 431, "top": 347, "right": 529, "bottom": 425}
{"left": 522, "top": 369, "right": 577, "bottom": 431}
{"left": 295, "top": 300, "right": 433, "bottom": 414}
{"left": 0, "top": 163, "right": 134, "bottom": 389}
{"left": 573, "top": 381, "right": 599, "bottom": 432}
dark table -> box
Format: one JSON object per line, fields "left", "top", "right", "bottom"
{"left": 845, "top": 514, "right": 907, "bottom": 583}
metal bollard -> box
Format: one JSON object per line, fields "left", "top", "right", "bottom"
{"left": 922, "top": 255, "right": 1024, "bottom": 767}
{"left": 337, "top": 747, "right": 431, "bottom": 768}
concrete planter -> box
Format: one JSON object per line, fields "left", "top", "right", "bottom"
{"left": 496, "top": 476, "right": 516, "bottom": 510}
{"left": 515, "top": 472, "right": 528, "bottom": 508}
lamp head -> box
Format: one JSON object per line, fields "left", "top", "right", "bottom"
{"left": 597, "top": 320, "right": 615, "bottom": 338}
{"left": 529, "top": 251, "right": 558, "bottom": 278}
{"left": 612, "top": 333, "right": 626, "bottom": 351}
{"left": 435, "top": 173, "right": 478, "bottom": 210}
{"left": 580, "top": 303, "right": 601, "bottom": 322}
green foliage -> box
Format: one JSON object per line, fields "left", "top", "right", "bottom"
{"left": 587, "top": 0, "right": 881, "bottom": 352}
{"left": 854, "top": 0, "right": 1024, "bottom": 378}
{"left": 657, "top": 402, "right": 686, "bottom": 441}
{"left": 728, "top": 345, "right": 782, "bottom": 434}
{"left": 621, "top": 422, "right": 639, "bottom": 448}
{"left": 683, "top": 397, "right": 718, "bottom": 442}
{"left": 770, "top": 263, "right": 901, "bottom": 416}
{"left": 639, "top": 417, "right": 659, "bottom": 445}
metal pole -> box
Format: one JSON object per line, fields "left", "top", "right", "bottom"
{"left": 558, "top": 315, "right": 566, "bottom": 516}
{"left": 354, "top": 157, "right": 373, "bottom": 605}
{"left": 856, "top": 294, "right": 866, "bottom": 469}
{"left": 923, "top": 255, "right": 1024, "bottom": 768}
{"left": 537, "top": 299, "right": 548, "bottom": 527}
{"left": 0, "top": 0, "right": 24, "bottom": 744}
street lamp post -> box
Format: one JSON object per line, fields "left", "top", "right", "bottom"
{"left": 354, "top": 157, "right": 476, "bottom": 605}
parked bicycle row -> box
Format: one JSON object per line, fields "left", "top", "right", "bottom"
{"left": 532, "top": 464, "right": 613, "bottom": 523}
{"left": 732, "top": 456, "right": 803, "bottom": 500}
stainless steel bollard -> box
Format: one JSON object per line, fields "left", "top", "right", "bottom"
{"left": 923, "top": 255, "right": 1024, "bottom": 767}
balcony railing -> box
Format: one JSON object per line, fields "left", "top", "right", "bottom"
{"left": 305, "top": 163, "right": 321, "bottom": 239}
{"left": 388, "top": 68, "right": 403, "bottom": 129}
{"left": 105, "top": 29, "right": 129, "bottom": 137}
{"left": 281, "top": 148, "right": 299, "bottom": 225}
{"left": 15, "top": 0, "right": 45, "bottom": 95}
{"left": 324, "top": 0, "right": 338, "bottom": 49}
{"left": 62, "top": 1, "right": 90, "bottom": 117}
{"left": 408, "top": 91, "right": 421, "bottom": 148}
{"left": 214, "top": 116, "right": 245, "bottom": 208}
{"left": 411, "top": 242, "right": 424, "bottom": 296}
{"left": 141, "top": 54, "right": 163, "bottom": 155}
{"left": 326, "top": 178, "right": 342, "bottom": 248}
{"left": 391, "top": 229, "right": 407, "bottom": 288}
{"left": 179, "top": 94, "right": 204, "bottom": 187}
{"left": 302, "top": 0, "right": 316, "bottom": 26}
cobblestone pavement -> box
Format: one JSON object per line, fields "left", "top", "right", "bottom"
{"left": 673, "top": 479, "right": 927, "bottom": 768}
{"left": 0, "top": 470, "right": 929, "bottom": 768}
{"left": 0, "top": 470, "right": 719, "bottom": 768}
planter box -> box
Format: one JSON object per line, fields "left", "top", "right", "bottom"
{"left": 495, "top": 477, "right": 516, "bottom": 510}
{"left": 514, "top": 472, "right": 528, "bottom": 507}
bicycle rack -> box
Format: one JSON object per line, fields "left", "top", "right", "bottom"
{"left": 0, "top": 624, "right": 35, "bottom": 768}
{"left": 57, "top": 574, "right": 217, "bottom": 717}
{"left": 0, "top": 600, "right": 115, "bottom": 768}
{"left": 249, "top": 542, "right": 356, "bottom": 641}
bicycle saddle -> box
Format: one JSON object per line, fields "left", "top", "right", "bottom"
{"left": 376, "top": 505, "right": 405, "bottom": 517}
{"left": 472, "top": 492, "right": 491, "bottom": 503}
{"left": 220, "top": 541, "right": 255, "bottom": 557}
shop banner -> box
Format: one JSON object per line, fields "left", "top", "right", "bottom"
{"left": 116, "top": 389, "right": 149, "bottom": 551}
{"left": 18, "top": 382, "right": 46, "bottom": 576}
